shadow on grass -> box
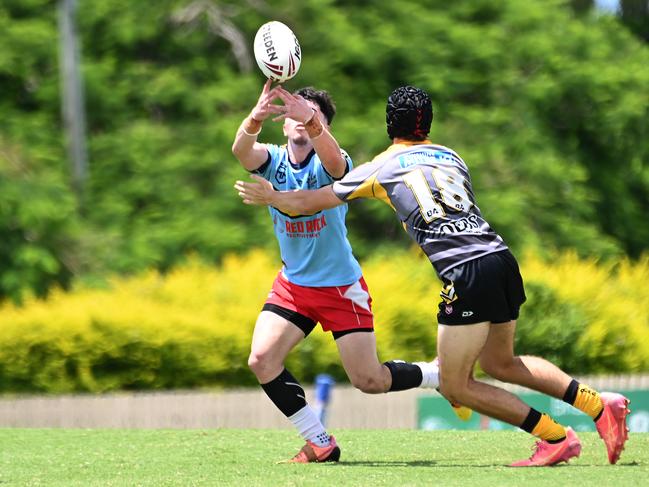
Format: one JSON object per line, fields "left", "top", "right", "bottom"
{"left": 335, "top": 460, "right": 438, "bottom": 467}
{"left": 331, "top": 460, "right": 643, "bottom": 468}
{"left": 565, "top": 461, "right": 642, "bottom": 467}
{"left": 333, "top": 460, "right": 506, "bottom": 468}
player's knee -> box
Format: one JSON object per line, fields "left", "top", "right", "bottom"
{"left": 247, "top": 352, "right": 262, "bottom": 375}
{"left": 248, "top": 350, "right": 276, "bottom": 378}
{"left": 479, "top": 357, "right": 512, "bottom": 381}
{"left": 438, "top": 380, "right": 466, "bottom": 405}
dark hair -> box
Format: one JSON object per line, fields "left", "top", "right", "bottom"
{"left": 294, "top": 87, "right": 336, "bottom": 124}
{"left": 386, "top": 86, "right": 433, "bottom": 141}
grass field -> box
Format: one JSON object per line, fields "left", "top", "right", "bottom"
{"left": 1, "top": 429, "right": 647, "bottom": 486}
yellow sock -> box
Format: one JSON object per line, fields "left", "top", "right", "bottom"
{"left": 531, "top": 413, "right": 567, "bottom": 442}
{"left": 573, "top": 384, "right": 604, "bottom": 419}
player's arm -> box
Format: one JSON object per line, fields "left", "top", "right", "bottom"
{"left": 231, "top": 80, "right": 280, "bottom": 171}
{"left": 308, "top": 124, "right": 347, "bottom": 179}
{"left": 270, "top": 87, "right": 347, "bottom": 179}
{"left": 235, "top": 174, "right": 343, "bottom": 215}
{"left": 236, "top": 158, "right": 384, "bottom": 214}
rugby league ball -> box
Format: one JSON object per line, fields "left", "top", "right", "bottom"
{"left": 253, "top": 21, "right": 301, "bottom": 82}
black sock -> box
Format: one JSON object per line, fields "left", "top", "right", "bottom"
{"left": 384, "top": 360, "right": 423, "bottom": 392}
{"left": 520, "top": 408, "right": 542, "bottom": 434}
{"left": 260, "top": 368, "right": 307, "bottom": 417}
{"left": 562, "top": 379, "right": 579, "bottom": 405}
{"left": 520, "top": 408, "right": 567, "bottom": 444}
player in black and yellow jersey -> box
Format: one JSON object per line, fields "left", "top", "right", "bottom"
{"left": 236, "top": 86, "right": 630, "bottom": 466}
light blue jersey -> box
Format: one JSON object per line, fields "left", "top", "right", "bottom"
{"left": 253, "top": 144, "right": 362, "bottom": 287}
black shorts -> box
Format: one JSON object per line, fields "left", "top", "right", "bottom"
{"left": 436, "top": 249, "right": 526, "bottom": 326}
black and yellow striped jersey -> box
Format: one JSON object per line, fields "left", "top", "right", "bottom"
{"left": 332, "top": 141, "right": 508, "bottom": 277}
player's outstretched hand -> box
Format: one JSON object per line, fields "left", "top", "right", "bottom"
{"left": 267, "top": 86, "right": 314, "bottom": 123}
{"left": 234, "top": 175, "right": 276, "bottom": 206}
{"left": 250, "top": 79, "right": 282, "bottom": 122}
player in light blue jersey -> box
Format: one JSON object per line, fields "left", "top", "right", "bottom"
{"left": 232, "top": 81, "right": 443, "bottom": 463}
{"left": 256, "top": 141, "right": 361, "bottom": 286}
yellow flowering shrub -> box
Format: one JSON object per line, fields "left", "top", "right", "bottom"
{"left": 362, "top": 248, "right": 439, "bottom": 363}
{"left": 520, "top": 252, "right": 649, "bottom": 371}
{"left": 0, "top": 249, "right": 647, "bottom": 393}
{"left": 0, "top": 251, "right": 274, "bottom": 392}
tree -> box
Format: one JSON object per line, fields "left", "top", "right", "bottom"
{"left": 620, "top": 0, "right": 649, "bottom": 41}
{"left": 0, "top": 0, "right": 647, "bottom": 299}
{"left": 0, "top": 138, "right": 78, "bottom": 302}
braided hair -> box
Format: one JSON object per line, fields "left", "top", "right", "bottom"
{"left": 386, "top": 86, "right": 433, "bottom": 141}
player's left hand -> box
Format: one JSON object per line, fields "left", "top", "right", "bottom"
{"left": 267, "top": 86, "right": 315, "bottom": 123}
{"left": 234, "top": 175, "right": 275, "bottom": 206}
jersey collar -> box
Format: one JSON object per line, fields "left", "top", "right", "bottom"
{"left": 285, "top": 146, "right": 316, "bottom": 170}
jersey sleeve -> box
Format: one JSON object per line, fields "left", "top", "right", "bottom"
{"left": 251, "top": 143, "right": 281, "bottom": 182}
{"left": 341, "top": 149, "right": 353, "bottom": 170}
{"left": 319, "top": 148, "right": 354, "bottom": 183}
{"left": 331, "top": 158, "right": 384, "bottom": 202}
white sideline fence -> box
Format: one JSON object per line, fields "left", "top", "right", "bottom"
{"left": 1, "top": 375, "right": 648, "bottom": 429}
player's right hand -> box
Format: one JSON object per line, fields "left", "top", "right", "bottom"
{"left": 250, "top": 79, "right": 282, "bottom": 122}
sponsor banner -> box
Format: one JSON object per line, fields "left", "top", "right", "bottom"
{"left": 418, "top": 389, "right": 649, "bottom": 433}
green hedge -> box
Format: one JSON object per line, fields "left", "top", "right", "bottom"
{"left": 0, "top": 249, "right": 647, "bottom": 393}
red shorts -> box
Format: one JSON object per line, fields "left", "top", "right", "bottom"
{"left": 263, "top": 272, "right": 374, "bottom": 336}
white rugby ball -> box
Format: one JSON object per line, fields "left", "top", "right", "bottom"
{"left": 253, "top": 21, "right": 301, "bottom": 83}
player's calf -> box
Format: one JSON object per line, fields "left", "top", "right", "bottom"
{"left": 348, "top": 373, "right": 388, "bottom": 394}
